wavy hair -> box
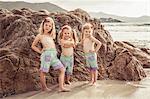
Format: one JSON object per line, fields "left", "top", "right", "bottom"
{"left": 81, "top": 23, "right": 93, "bottom": 41}
{"left": 39, "top": 17, "right": 56, "bottom": 39}
{"left": 58, "top": 25, "right": 79, "bottom": 45}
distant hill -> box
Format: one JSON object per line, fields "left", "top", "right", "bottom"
{"left": 89, "top": 12, "right": 150, "bottom": 23}
{"left": 0, "top": 1, "right": 67, "bottom": 12}
{"left": 100, "top": 18, "right": 122, "bottom": 23}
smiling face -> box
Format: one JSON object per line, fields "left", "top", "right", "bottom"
{"left": 62, "top": 28, "right": 72, "bottom": 40}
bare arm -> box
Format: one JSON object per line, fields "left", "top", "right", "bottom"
{"left": 60, "top": 39, "right": 74, "bottom": 48}
{"left": 78, "top": 39, "right": 84, "bottom": 45}
{"left": 90, "top": 36, "right": 102, "bottom": 52}
{"left": 52, "top": 32, "right": 56, "bottom": 40}
{"left": 31, "top": 34, "right": 42, "bottom": 54}
{"left": 78, "top": 36, "right": 86, "bottom": 45}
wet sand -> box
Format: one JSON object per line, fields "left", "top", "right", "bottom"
{"left": 5, "top": 69, "right": 150, "bottom": 99}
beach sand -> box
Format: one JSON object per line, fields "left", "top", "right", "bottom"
{"left": 4, "top": 69, "right": 150, "bottom": 99}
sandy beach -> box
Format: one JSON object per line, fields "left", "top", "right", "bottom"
{"left": 4, "top": 69, "right": 150, "bottom": 99}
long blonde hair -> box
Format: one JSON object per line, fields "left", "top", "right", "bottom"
{"left": 58, "top": 25, "right": 79, "bottom": 45}
{"left": 39, "top": 17, "right": 56, "bottom": 39}
{"left": 81, "top": 23, "right": 93, "bottom": 41}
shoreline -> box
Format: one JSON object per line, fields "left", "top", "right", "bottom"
{"left": 4, "top": 69, "right": 150, "bottom": 99}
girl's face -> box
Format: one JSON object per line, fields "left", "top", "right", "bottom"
{"left": 62, "top": 29, "right": 72, "bottom": 39}
{"left": 43, "top": 20, "right": 52, "bottom": 34}
{"left": 84, "top": 29, "right": 92, "bottom": 37}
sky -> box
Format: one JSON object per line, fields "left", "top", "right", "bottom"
{"left": 0, "top": 0, "right": 150, "bottom": 17}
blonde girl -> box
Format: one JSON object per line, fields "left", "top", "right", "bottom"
{"left": 31, "top": 17, "right": 69, "bottom": 92}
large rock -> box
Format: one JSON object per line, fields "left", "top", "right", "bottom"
{"left": 114, "top": 41, "right": 150, "bottom": 68}
{"left": 108, "top": 48, "right": 146, "bottom": 81}
{"left": 0, "top": 8, "right": 148, "bottom": 97}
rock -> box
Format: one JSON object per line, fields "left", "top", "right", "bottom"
{"left": 108, "top": 48, "right": 146, "bottom": 81}
{"left": 0, "top": 8, "right": 12, "bottom": 18}
{"left": 38, "top": 9, "right": 50, "bottom": 15}
{"left": 69, "top": 8, "right": 90, "bottom": 22}
{"left": 114, "top": 41, "right": 150, "bottom": 68}
{"left": 140, "top": 48, "right": 150, "bottom": 55}
{"left": 0, "top": 8, "right": 148, "bottom": 97}
{"left": 11, "top": 8, "right": 35, "bottom": 17}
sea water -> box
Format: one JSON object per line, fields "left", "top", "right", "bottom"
{"left": 102, "top": 22, "right": 150, "bottom": 48}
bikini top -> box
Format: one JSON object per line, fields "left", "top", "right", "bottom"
{"left": 41, "top": 36, "right": 55, "bottom": 47}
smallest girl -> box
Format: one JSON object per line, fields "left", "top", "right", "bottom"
{"left": 58, "top": 25, "right": 78, "bottom": 85}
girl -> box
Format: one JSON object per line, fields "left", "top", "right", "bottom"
{"left": 58, "top": 25, "right": 78, "bottom": 85}
{"left": 31, "top": 17, "right": 69, "bottom": 92}
{"left": 81, "top": 23, "right": 102, "bottom": 85}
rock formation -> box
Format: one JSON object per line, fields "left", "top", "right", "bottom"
{"left": 0, "top": 8, "right": 148, "bottom": 97}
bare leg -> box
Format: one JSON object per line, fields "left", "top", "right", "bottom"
{"left": 58, "top": 67, "right": 70, "bottom": 92}
{"left": 90, "top": 70, "right": 92, "bottom": 82}
{"left": 89, "top": 70, "right": 94, "bottom": 85}
{"left": 66, "top": 75, "right": 71, "bottom": 85}
{"left": 93, "top": 70, "right": 98, "bottom": 85}
{"left": 39, "top": 71, "right": 50, "bottom": 91}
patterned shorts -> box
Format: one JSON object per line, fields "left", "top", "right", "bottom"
{"left": 60, "top": 55, "right": 74, "bottom": 75}
{"left": 85, "top": 52, "right": 98, "bottom": 71}
{"left": 40, "top": 48, "right": 64, "bottom": 73}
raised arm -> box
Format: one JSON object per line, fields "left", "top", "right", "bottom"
{"left": 31, "top": 34, "right": 42, "bottom": 54}
{"left": 90, "top": 36, "right": 102, "bottom": 52}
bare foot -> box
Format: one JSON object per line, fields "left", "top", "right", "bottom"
{"left": 92, "top": 82, "right": 97, "bottom": 86}
{"left": 88, "top": 81, "right": 97, "bottom": 86}
{"left": 87, "top": 81, "right": 94, "bottom": 85}
{"left": 65, "top": 81, "right": 71, "bottom": 85}
{"left": 59, "top": 88, "right": 70, "bottom": 92}
{"left": 89, "top": 82, "right": 94, "bottom": 86}
{"left": 42, "top": 87, "right": 51, "bottom": 92}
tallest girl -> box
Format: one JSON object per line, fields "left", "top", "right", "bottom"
{"left": 31, "top": 17, "right": 70, "bottom": 92}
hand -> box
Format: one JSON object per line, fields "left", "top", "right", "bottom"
{"left": 41, "top": 48, "right": 45, "bottom": 54}
{"left": 63, "top": 44, "right": 72, "bottom": 48}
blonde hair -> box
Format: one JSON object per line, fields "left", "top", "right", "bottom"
{"left": 81, "top": 23, "right": 93, "bottom": 40}
{"left": 39, "top": 17, "right": 56, "bottom": 39}
{"left": 58, "top": 25, "right": 79, "bottom": 45}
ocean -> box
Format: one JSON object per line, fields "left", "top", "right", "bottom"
{"left": 102, "top": 22, "right": 150, "bottom": 48}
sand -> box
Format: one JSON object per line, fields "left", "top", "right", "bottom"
{"left": 4, "top": 69, "right": 150, "bottom": 99}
